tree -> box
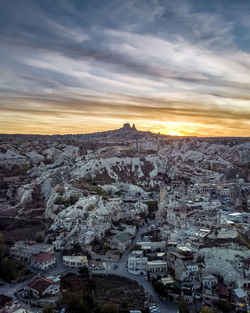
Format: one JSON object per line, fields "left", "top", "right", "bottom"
{"left": 178, "top": 293, "right": 188, "bottom": 313}
{"left": 54, "top": 196, "right": 64, "bottom": 205}
{"left": 79, "top": 266, "right": 90, "bottom": 278}
{"left": 43, "top": 305, "right": 54, "bottom": 313}
{"left": 76, "top": 299, "right": 89, "bottom": 313}
{"left": 0, "top": 233, "right": 4, "bottom": 263}
{"left": 83, "top": 292, "right": 95, "bottom": 310}
{"left": 101, "top": 301, "right": 118, "bottom": 313}
{"left": 153, "top": 281, "right": 167, "bottom": 297}
{"left": 200, "top": 307, "right": 214, "bottom": 313}
{"left": 0, "top": 259, "right": 17, "bottom": 281}
{"left": 35, "top": 231, "right": 45, "bottom": 243}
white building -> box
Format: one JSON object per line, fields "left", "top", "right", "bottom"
{"left": 128, "top": 256, "right": 148, "bottom": 275}
{"left": 30, "top": 253, "right": 56, "bottom": 271}
{"left": 147, "top": 260, "right": 167, "bottom": 274}
{"left": 137, "top": 241, "right": 166, "bottom": 251}
{"left": 185, "top": 262, "right": 199, "bottom": 274}
{"left": 63, "top": 255, "right": 88, "bottom": 268}
{"left": 10, "top": 241, "right": 54, "bottom": 260}
{"left": 202, "top": 274, "right": 218, "bottom": 288}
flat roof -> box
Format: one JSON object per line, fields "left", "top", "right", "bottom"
{"left": 148, "top": 260, "right": 167, "bottom": 265}
{"left": 161, "top": 277, "right": 175, "bottom": 285}
{"left": 234, "top": 288, "right": 247, "bottom": 298}
{"left": 157, "top": 252, "right": 165, "bottom": 257}
{"left": 178, "top": 246, "right": 192, "bottom": 252}
{"left": 128, "top": 256, "right": 148, "bottom": 261}
{"left": 115, "top": 232, "right": 132, "bottom": 243}
{"left": 85, "top": 231, "right": 95, "bottom": 235}
{"left": 63, "top": 255, "right": 88, "bottom": 263}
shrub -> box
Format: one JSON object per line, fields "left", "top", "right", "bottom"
{"left": 54, "top": 196, "right": 64, "bottom": 205}
{"left": 0, "top": 258, "right": 17, "bottom": 281}
{"left": 88, "top": 205, "right": 94, "bottom": 211}
{"left": 35, "top": 231, "right": 45, "bottom": 243}
{"left": 101, "top": 301, "right": 118, "bottom": 313}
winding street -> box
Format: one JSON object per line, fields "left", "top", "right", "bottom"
{"left": 0, "top": 224, "right": 178, "bottom": 313}
{"left": 92, "top": 223, "right": 178, "bottom": 313}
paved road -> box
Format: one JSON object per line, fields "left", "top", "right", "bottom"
{"left": 0, "top": 224, "right": 178, "bottom": 313}
{"left": 93, "top": 223, "right": 178, "bottom": 313}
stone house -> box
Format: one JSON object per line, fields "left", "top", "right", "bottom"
{"left": 128, "top": 256, "right": 148, "bottom": 275}
{"left": 30, "top": 253, "right": 56, "bottom": 271}
{"left": 23, "top": 276, "right": 60, "bottom": 298}
{"left": 10, "top": 241, "right": 54, "bottom": 261}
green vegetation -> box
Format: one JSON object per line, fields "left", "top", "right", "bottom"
{"left": 145, "top": 201, "right": 157, "bottom": 219}
{"left": 178, "top": 293, "right": 188, "bottom": 313}
{"left": 72, "top": 179, "right": 107, "bottom": 196}
{"left": 87, "top": 205, "right": 94, "bottom": 211}
{"left": 79, "top": 266, "right": 90, "bottom": 278}
{"left": 200, "top": 306, "right": 214, "bottom": 313}
{"left": 97, "top": 187, "right": 104, "bottom": 196}
{"left": 60, "top": 273, "right": 146, "bottom": 312}
{"left": 103, "top": 242, "right": 111, "bottom": 253}
{"left": 42, "top": 305, "right": 54, "bottom": 313}
{"left": 54, "top": 194, "right": 79, "bottom": 208}
{"left": 54, "top": 196, "right": 64, "bottom": 205}
{"left": 0, "top": 233, "right": 3, "bottom": 262}
{"left": 101, "top": 301, "right": 118, "bottom": 313}
{"left": 152, "top": 280, "right": 168, "bottom": 298}
{"left": 0, "top": 258, "right": 18, "bottom": 281}
{"left": 61, "top": 290, "right": 94, "bottom": 313}
{"left": 114, "top": 190, "right": 122, "bottom": 196}
{"left": 237, "top": 231, "right": 250, "bottom": 249}
{"left": 145, "top": 201, "right": 157, "bottom": 211}
{"left": 0, "top": 233, "right": 26, "bottom": 282}
{"left": 18, "top": 163, "right": 31, "bottom": 175}
{"left": 35, "top": 231, "right": 45, "bottom": 243}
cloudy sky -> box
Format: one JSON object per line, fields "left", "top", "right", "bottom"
{"left": 0, "top": 0, "right": 250, "bottom": 136}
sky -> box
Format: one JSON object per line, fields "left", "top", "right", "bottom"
{"left": 0, "top": 0, "right": 250, "bottom": 136}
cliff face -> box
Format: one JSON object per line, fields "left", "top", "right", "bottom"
{"left": 0, "top": 126, "right": 249, "bottom": 224}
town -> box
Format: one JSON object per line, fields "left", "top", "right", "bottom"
{"left": 0, "top": 124, "right": 249, "bottom": 313}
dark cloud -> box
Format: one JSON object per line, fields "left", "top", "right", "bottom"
{"left": 0, "top": 0, "right": 249, "bottom": 135}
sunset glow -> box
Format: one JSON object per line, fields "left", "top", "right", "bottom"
{"left": 0, "top": 0, "right": 250, "bottom": 136}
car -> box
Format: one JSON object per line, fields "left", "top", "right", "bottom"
{"left": 194, "top": 293, "right": 201, "bottom": 299}
{"left": 149, "top": 306, "right": 157, "bottom": 309}
{"left": 149, "top": 306, "right": 158, "bottom": 310}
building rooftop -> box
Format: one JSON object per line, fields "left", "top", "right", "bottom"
{"left": 28, "top": 276, "right": 56, "bottom": 294}
{"left": 115, "top": 232, "right": 132, "bottom": 243}
{"left": 85, "top": 231, "right": 95, "bottom": 236}
{"left": 63, "top": 255, "right": 88, "bottom": 263}
{"left": 234, "top": 288, "right": 247, "bottom": 299}
{"left": 31, "top": 253, "right": 55, "bottom": 263}
{"left": 178, "top": 246, "right": 192, "bottom": 253}
{"left": 128, "top": 256, "right": 148, "bottom": 261}
{"left": 161, "top": 277, "right": 175, "bottom": 285}
{"left": 14, "top": 241, "right": 53, "bottom": 249}
{"left": 148, "top": 260, "right": 167, "bottom": 265}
